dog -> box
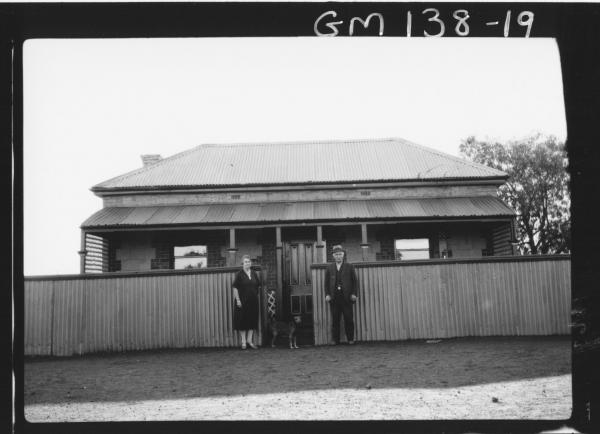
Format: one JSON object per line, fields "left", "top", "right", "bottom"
{"left": 267, "top": 315, "right": 302, "bottom": 349}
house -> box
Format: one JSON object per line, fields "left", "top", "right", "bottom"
{"left": 80, "top": 138, "right": 516, "bottom": 325}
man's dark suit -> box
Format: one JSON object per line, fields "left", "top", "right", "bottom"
{"left": 324, "top": 261, "right": 358, "bottom": 343}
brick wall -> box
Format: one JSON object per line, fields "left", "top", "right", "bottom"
{"left": 218, "top": 228, "right": 262, "bottom": 267}
{"left": 259, "top": 228, "right": 277, "bottom": 290}
{"left": 107, "top": 230, "right": 229, "bottom": 272}
{"left": 112, "top": 236, "right": 156, "bottom": 271}
{"left": 372, "top": 222, "right": 496, "bottom": 260}
{"left": 331, "top": 225, "right": 380, "bottom": 262}
{"left": 100, "top": 222, "right": 504, "bottom": 274}
{"left": 445, "top": 223, "right": 488, "bottom": 258}
{"left": 377, "top": 238, "right": 395, "bottom": 261}
{"left": 150, "top": 241, "right": 173, "bottom": 270}
{"left": 182, "top": 230, "right": 228, "bottom": 268}
{"left": 108, "top": 240, "right": 121, "bottom": 272}
{"left": 100, "top": 235, "right": 122, "bottom": 272}
{"left": 323, "top": 226, "right": 346, "bottom": 260}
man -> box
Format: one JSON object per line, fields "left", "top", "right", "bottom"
{"left": 324, "top": 245, "right": 358, "bottom": 345}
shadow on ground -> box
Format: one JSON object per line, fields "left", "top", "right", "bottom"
{"left": 24, "top": 336, "right": 571, "bottom": 405}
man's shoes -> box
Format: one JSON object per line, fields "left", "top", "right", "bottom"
{"left": 348, "top": 341, "right": 355, "bottom": 345}
{"left": 330, "top": 341, "right": 339, "bottom": 346}
{"left": 248, "top": 342, "right": 258, "bottom": 350}
{"left": 241, "top": 343, "right": 247, "bottom": 350}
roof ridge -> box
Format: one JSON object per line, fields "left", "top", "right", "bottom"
{"left": 199, "top": 137, "right": 398, "bottom": 148}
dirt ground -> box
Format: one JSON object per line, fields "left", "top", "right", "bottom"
{"left": 24, "top": 336, "right": 572, "bottom": 421}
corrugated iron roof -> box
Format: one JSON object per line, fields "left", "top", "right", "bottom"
{"left": 81, "top": 196, "right": 514, "bottom": 228}
{"left": 92, "top": 138, "right": 507, "bottom": 191}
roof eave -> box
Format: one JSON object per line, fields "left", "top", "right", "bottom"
{"left": 81, "top": 214, "right": 515, "bottom": 231}
{"left": 91, "top": 175, "right": 508, "bottom": 195}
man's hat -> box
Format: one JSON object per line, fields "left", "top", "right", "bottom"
{"left": 332, "top": 245, "right": 344, "bottom": 254}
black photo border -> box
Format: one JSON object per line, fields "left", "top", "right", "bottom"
{"left": 3, "top": 2, "right": 599, "bottom": 433}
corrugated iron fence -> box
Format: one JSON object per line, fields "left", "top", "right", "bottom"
{"left": 26, "top": 257, "right": 571, "bottom": 356}
{"left": 25, "top": 267, "right": 264, "bottom": 356}
{"left": 312, "top": 255, "right": 571, "bottom": 345}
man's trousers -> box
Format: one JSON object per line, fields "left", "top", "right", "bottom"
{"left": 330, "top": 296, "right": 355, "bottom": 343}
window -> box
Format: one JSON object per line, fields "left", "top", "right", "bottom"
{"left": 395, "top": 238, "right": 430, "bottom": 260}
{"left": 291, "top": 295, "right": 312, "bottom": 315}
{"left": 174, "top": 245, "right": 207, "bottom": 269}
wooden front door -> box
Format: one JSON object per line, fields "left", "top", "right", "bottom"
{"left": 283, "top": 241, "right": 316, "bottom": 343}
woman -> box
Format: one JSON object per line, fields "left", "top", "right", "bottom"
{"left": 232, "top": 255, "right": 260, "bottom": 349}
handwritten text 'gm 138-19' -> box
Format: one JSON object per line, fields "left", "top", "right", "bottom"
{"left": 314, "top": 10, "right": 534, "bottom": 38}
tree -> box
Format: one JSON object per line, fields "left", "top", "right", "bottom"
{"left": 459, "top": 134, "right": 570, "bottom": 254}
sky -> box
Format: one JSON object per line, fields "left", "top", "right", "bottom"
{"left": 23, "top": 37, "right": 567, "bottom": 276}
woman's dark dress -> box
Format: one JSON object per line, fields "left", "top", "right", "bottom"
{"left": 233, "top": 269, "right": 260, "bottom": 331}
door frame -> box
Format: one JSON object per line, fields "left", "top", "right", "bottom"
{"left": 282, "top": 240, "right": 317, "bottom": 321}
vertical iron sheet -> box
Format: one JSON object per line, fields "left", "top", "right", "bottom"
{"left": 25, "top": 257, "right": 571, "bottom": 355}
{"left": 312, "top": 257, "right": 571, "bottom": 345}
{"left": 25, "top": 269, "right": 242, "bottom": 356}
{"left": 24, "top": 280, "right": 54, "bottom": 356}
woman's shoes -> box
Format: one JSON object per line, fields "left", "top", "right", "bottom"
{"left": 248, "top": 342, "right": 258, "bottom": 350}
{"left": 241, "top": 343, "right": 247, "bottom": 350}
